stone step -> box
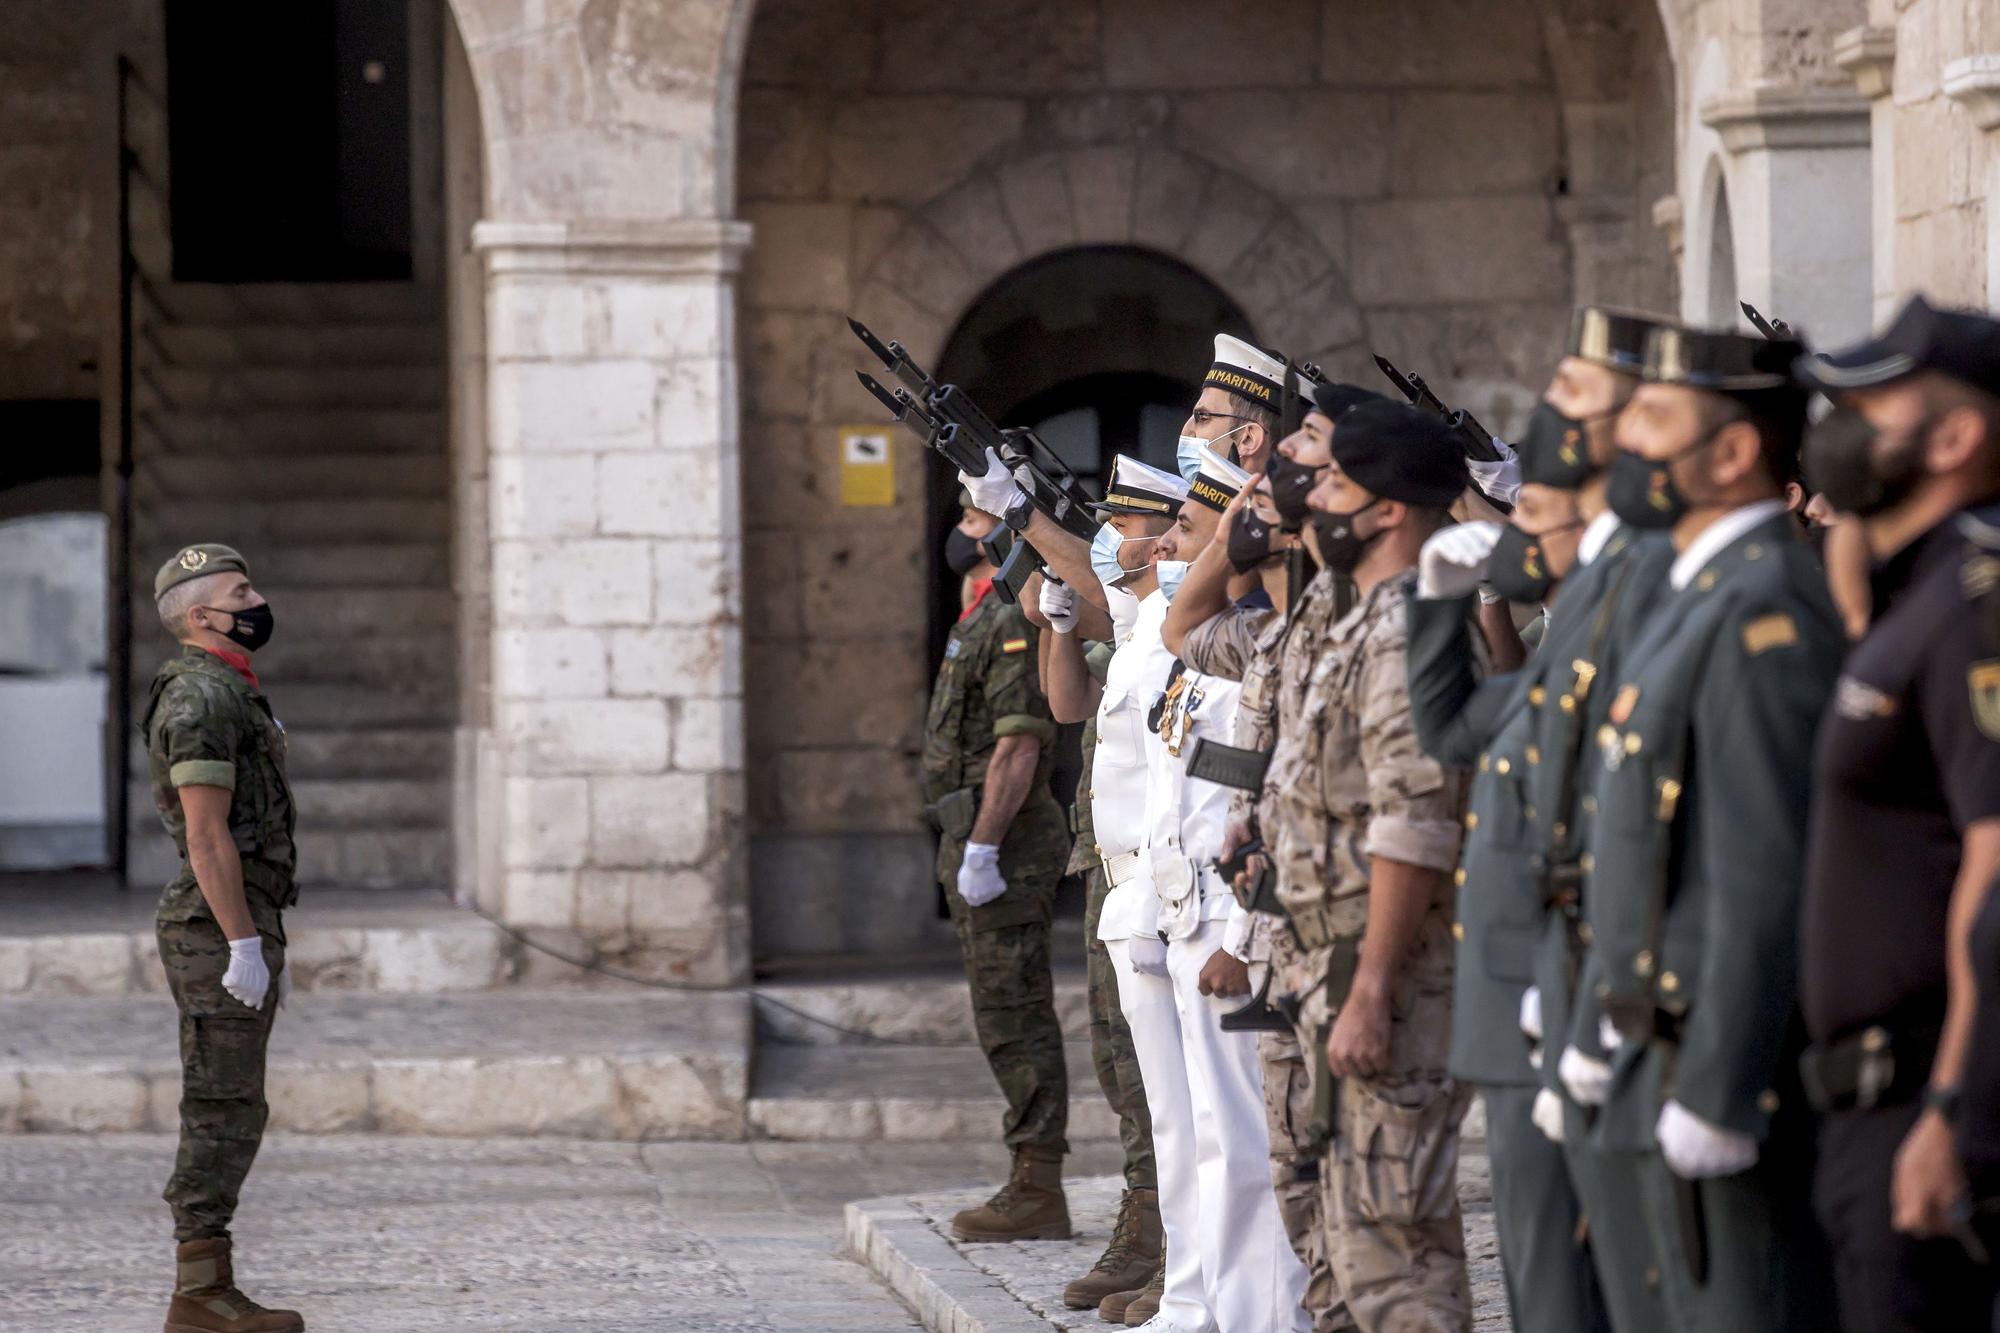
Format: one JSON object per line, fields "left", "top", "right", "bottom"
{"left": 290, "top": 778, "right": 451, "bottom": 829}
{"left": 0, "top": 990, "right": 749, "bottom": 1139}
{"left": 137, "top": 407, "right": 443, "bottom": 455}
{"left": 246, "top": 632, "right": 458, "bottom": 689}
{"left": 747, "top": 1041, "right": 1118, "bottom": 1143}
{"left": 147, "top": 281, "right": 442, "bottom": 326}
{"left": 130, "top": 495, "right": 451, "bottom": 545}
{"left": 757, "top": 967, "right": 1089, "bottom": 1046}
{"left": 124, "top": 824, "right": 451, "bottom": 892}
{"left": 282, "top": 726, "right": 455, "bottom": 780}
{"left": 150, "top": 320, "right": 443, "bottom": 368}
{"left": 140, "top": 451, "right": 449, "bottom": 501}
{"left": 276, "top": 683, "right": 457, "bottom": 728}
{"left": 252, "top": 542, "right": 452, "bottom": 589}
{"left": 143, "top": 364, "right": 443, "bottom": 411}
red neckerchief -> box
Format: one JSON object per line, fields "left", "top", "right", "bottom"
{"left": 198, "top": 644, "right": 259, "bottom": 690}
{"left": 958, "top": 578, "right": 995, "bottom": 622}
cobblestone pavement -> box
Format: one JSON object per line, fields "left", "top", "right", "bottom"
{"left": 0, "top": 1134, "right": 1120, "bottom": 1331}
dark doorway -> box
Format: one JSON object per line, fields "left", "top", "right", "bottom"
{"left": 166, "top": 0, "right": 414, "bottom": 282}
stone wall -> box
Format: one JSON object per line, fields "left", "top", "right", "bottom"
{"left": 1889, "top": 0, "right": 1997, "bottom": 306}
{"left": 735, "top": 0, "right": 1678, "bottom": 957}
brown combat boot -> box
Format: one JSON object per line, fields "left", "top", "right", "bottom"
{"left": 1121, "top": 1254, "right": 1165, "bottom": 1325}
{"left": 949, "top": 1147, "right": 1072, "bottom": 1242}
{"left": 1062, "top": 1187, "right": 1162, "bottom": 1309}
{"left": 164, "top": 1238, "right": 304, "bottom": 1333}
{"left": 1098, "top": 1246, "right": 1163, "bottom": 1323}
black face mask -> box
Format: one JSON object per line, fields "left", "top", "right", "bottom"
{"left": 201, "top": 603, "right": 275, "bottom": 653}
{"left": 1308, "top": 499, "right": 1379, "bottom": 576}
{"left": 1266, "top": 451, "right": 1320, "bottom": 529}
{"left": 1804, "top": 406, "right": 1929, "bottom": 518}
{"left": 1519, "top": 400, "right": 1615, "bottom": 489}
{"left": 944, "top": 527, "right": 984, "bottom": 577}
{"left": 1226, "top": 509, "right": 1280, "bottom": 574}
{"left": 1605, "top": 429, "right": 1722, "bottom": 530}
{"left": 1487, "top": 519, "right": 1583, "bottom": 606}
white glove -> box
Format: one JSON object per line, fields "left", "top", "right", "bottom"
{"left": 1599, "top": 1015, "right": 1623, "bottom": 1055}
{"left": 1417, "top": 521, "right": 1503, "bottom": 600}
{"left": 1558, "top": 1044, "right": 1611, "bottom": 1107}
{"left": 1519, "top": 986, "right": 1543, "bottom": 1042}
{"left": 277, "top": 962, "right": 293, "bottom": 1009}
{"left": 1038, "top": 578, "right": 1079, "bottom": 634}
{"left": 957, "top": 842, "right": 1008, "bottom": 907}
{"left": 1656, "top": 1100, "right": 1759, "bottom": 1179}
{"left": 222, "top": 936, "right": 271, "bottom": 1011}
{"left": 1468, "top": 439, "right": 1522, "bottom": 506}
{"left": 1127, "top": 936, "right": 1169, "bottom": 977}
{"left": 958, "top": 447, "right": 1026, "bottom": 523}
{"left": 1532, "top": 1087, "right": 1566, "bottom": 1144}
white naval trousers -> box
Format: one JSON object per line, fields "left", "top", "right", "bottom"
{"left": 1113, "top": 923, "right": 1313, "bottom": 1333}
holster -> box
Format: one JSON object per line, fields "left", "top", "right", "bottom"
{"left": 1799, "top": 1018, "right": 1941, "bottom": 1114}
{"left": 925, "top": 786, "right": 980, "bottom": 840}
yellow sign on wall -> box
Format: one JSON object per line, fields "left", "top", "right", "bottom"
{"left": 838, "top": 427, "right": 895, "bottom": 506}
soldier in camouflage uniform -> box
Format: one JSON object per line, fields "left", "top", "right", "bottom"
{"left": 1269, "top": 402, "right": 1477, "bottom": 1331}
{"left": 925, "top": 499, "right": 1073, "bottom": 1243}
{"left": 143, "top": 543, "right": 303, "bottom": 1333}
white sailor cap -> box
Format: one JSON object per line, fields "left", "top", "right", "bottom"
{"left": 1091, "top": 454, "right": 1190, "bottom": 517}
{"left": 1205, "top": 334, "right": 1292, "bottom": 413}
{"left": 1185, "top": 445, "right": 1252, "bottom": 514}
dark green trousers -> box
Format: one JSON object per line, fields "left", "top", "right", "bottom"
{"left": 947, "top": 877, "right": 1068, "bottom": 1156}
{"left": 158, "top": 915, "right": 283, "bottom": 1242}
{"left": 1483, "top": 1085, "right": 1610, "bottom": 1333}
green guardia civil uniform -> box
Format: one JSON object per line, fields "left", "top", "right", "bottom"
{"left": 143, "top": 545, "right": 297, "bottom": 1244}
{"left": 923, "top": 588, "right": 1071, "bottom": 1156}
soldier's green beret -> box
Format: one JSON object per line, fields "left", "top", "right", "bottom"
{"left": 155, "top": 544, "right": 250, "bottom": 600}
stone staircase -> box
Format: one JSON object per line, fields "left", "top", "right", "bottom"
{"left": 123, "top": 281, "right": 453, "bottom": 894}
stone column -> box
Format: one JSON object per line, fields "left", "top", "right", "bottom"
{"left": 1701, "top": 86, "right": 1873, "bottom": 342}
{"left": 474, "top": 217, "right": 754, "bottom": 987}
{"left": 1944, "top": 55, "right": 2000, "bottom": 308}
{"left": 1834, "top": 26, "right": 1898, "bottom": 324}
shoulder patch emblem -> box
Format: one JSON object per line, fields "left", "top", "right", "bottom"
{"left": 944, "top": 640, "right": 962, "bottom": 660}
{"left": 1741, "top": 613, "right": 1798, "bottom": 657}
{"left": 1001, "top": 637, "right": 1029, "bottom": 654}
{"left": 1971, "top": 660, "right": 2000, "bottom": 741}
{"left": 1608, "top": 684, "right": 1640, "bottom": 726}
{"left": 1963, "top": 553, "right": 2000, "bottom": 602}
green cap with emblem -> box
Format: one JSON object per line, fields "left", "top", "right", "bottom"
{"left": 154, "top": 543, "right": 249, "bottom": 599}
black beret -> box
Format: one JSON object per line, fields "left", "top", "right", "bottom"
{"left": 1311, "top": 381, "right": 1387, "bottom": 422}
{"left": 1330, "top": 399, "right": 1469, "bottom": 509}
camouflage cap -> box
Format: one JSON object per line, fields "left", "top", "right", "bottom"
{"left": 155, "top": 544, "right": 250, "bottom": 599}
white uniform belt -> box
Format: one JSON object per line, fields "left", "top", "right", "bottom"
{"left": 1103, "top": 849, "right": 1144, "bottom": 888}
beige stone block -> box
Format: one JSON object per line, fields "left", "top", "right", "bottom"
{"left": 589, "top": 772, "right": 714, "bottom": 867}
{"left": 0, "top": 938, "right": 31, "bottom": 993}
{"left": 615, "top": 868, "right": 721, "bottom": 934}
{"left": 21, "top": 1068, "right": 149, "bottom": 1132}
{"left": 505, "top": 869, "right": 579, "bottom": 931}
{"left": 1261, "top": 274, "right": 1366, "bottom": 365}
{"left": 924, "top": 174, "right": 1024, "bottom": 276}
{"left": 743, "top": 203, "right": 852, "bottom": 314}
{"left": 738, "top": 88, "right": 832, "bottom": 203}
{"left": 1182, "top": 176, "right": 1278, "bottom": 284}
{"left": 671, "top": 697, "right": 743, "bottom": 772}
{"left": 495, "top": 627, "right": 609, "bottom": 701}
{"left": 1103, "top": 0, "right": 1315, "bottom": 88}
{"left": 1132, "top": 146, "right": 1213, "bottom": 255}
{"left": 652, "top": 537, "right": 741, "bottom": 626}
{"left": 742, "top": 417, "right": 840, "bottom": 533}
{"left": 146, "top": 1073, "right": 180, "bottom": 1132}
{"left": 268, "top": 1066, "right": 372, "bottom": 1132}
{"left": 743, "top": 544, "right": 804, "bottom": 640}
{"left": 868, "top": 0, "right": 1101, "bottom": 95}
{"left": 772, "top": 749, "right": 925, "bottom": 835}
{"left": 284, "top": 928, "right": 369, "bottom": 990}
{"left": 134, "top": 946, "right": 170, "bottom": 995}
{"left": 601, "top": 280, "right": 727, "bottom": 361}
{"left": 1360, "top": 302, "right": 1570, "bottom": 429}
{"left": 479, "top": 28, "right": 591, "bottom": 138}
{"left": 1389, "top": 91, "right": 1562, "bottom": 196}
{"left": 879, "top": 1099, "right": 998, "bottom": 1141}
{"left": 862, "top": 215, "right": 982, "bottom": 324}
{"left": 494, "top": 538, "right": 654, "bottom": 627}
{"left": 746, "top": 636, "right": 926, "bottom": 753}
{"left": 504, "top": 776, "right": 592, "bottom": 870}
{"left": 1894, "top": 207, "right": 1987, "bottom": 307}
{"left": 491, "top": 452, "right": 597, "bottom": 541}
{"left": 363, "top": 926, "right": 509, "bottom": 993}
{"left": 1893, "top": 98, "right": 1981, "bottom": 217}
{"left": 994, "top": 153, "right": 1080, "bottom": 260}
{"left": 1176, "top": 90, "right": 1392, "bottom": 201}
{"left": 1041, "top": 93, "right": 1174, "bottom": 147}
{"left": 840, "top": 283, "right": 949, "bottom": 373}
{"left": 1063, "top": 145, "right": 1138, "bottom": 244}
{"left": 620, "top": 1056, "right": 746, "bottom": 1139}
{"left": 829, "top": 97, "right": 1025, "bottom": 204}
{"left": 740, "top": 0, "right": 876, "bottom": 91}
{"left": 574, "top": 869, "right": 634, "bottom": 942}
{"left": 848, "top": 205, "right": 910, "bottom": 285}
{"left": 608, "top": 624, "right": 735, "bottom": 698}
{"left": 502, "top": 698, "right": 671, "bottom": 775}
{"left": 487, "top": 278, "right": 599, "bottom": 361}
{"left": 1224, "top": 215, "right": 1337, "bottom": 331}
{"left": 741, "top": 309, "right": 832, "bottom": 421}
{"left": 750, "top": 1097, "right": 883, "bottom": 1141}
{"left": 29, "top": 934, "right": 135, "bottom": 996}
{"left": 372, "top": 1055, "right": 622, "bottom": 1137}
{"left": 1318, "top": 0, "right": 1546, "bottom": 87}
{"left": 1348, "top": 196, "right": 1567, "bottom": 305}
{"left": 654, "top": 356, "right": 736, "bottom": 454}
{"left": 0, "top": 1070, "right": 28, "bottom": 1132}
{"left": 598, "top": 448, "right": 731, "bottom": 540}
{"left": 800, "top": 526, "right": 926, "bottom": 638}
{"left": 489, "top": 359, "right": 659, "bottom": 455}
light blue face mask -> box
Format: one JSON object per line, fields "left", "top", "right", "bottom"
{"left": 1155, "top": 560, "right": 1189, "bottom": 602}
{"left": 1177, "top": 423, "right": 1249, "bottom": 481}
{"left": 1090, "top": 524, "right": 1157, "bottom": 591}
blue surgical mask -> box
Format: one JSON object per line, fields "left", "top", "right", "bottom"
{"left": 1156, "top": 560, "right": 1189, "bottom": 602}
{"left": 1177, "top": 425, "right": 1248, "bottom": 481}
{"left": 1090, "top": 524, "right": 1158, "bottom": 592}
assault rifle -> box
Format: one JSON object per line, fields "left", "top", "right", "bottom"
{"left": 1739, "top": 301, "right": 1793, "bottom": 341}
{"left": 1371, "top": 354, "right": 1506, "bottom": 464}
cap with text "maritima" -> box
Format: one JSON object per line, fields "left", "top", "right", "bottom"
{"left": 1794, "top": 295, "right": 2000, "bottom": 400}
{"left": 1205, "top": 334, "right": 1297, "bottom": 414}
{"left": 1091, "top": 454, "right": 1190, "bottom": 518}
{"left": 1570, "top": 306, "right": 1671, "bottom": 375}
{"left": 1329, "top": 400, "right": 1469, "bottom": 509}
{"left": 154, "top": 544, "right": 250, "bottom": 600}
{"left": 1186, "top": 445, "right": 1253, "bottom": 514}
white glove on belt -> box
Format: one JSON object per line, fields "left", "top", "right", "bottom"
{"left": 1656, "top": 1099, "right": 1759, "bottom": 1179}
{"left": 1599, "top": 1015, "right": 1623, "bottom": 1055}
{"left": 1127, "top": 936, "right": 1169, "bottom": 978}
{"left": 223, "top": 936, "right": 271, "bottom": 1011}
{"left": 1558, "top": 1044, "right": 1611, "bottom": 1107}
{"left": 1038, "top": 578, "right": 1079, "bottom": 634}
{"left": 958, "top": 447, "right": 1026, "bottom": 523}
{"left": 1468, "top": 439, "right": 1522, "bottom": 506}
{"left": 1417, "top": 521, "right": 1502, "bottom": 600}
{"left": 1519, "top": 986, "right": 1543, "bottom": 1042}
{"left": 1531, "top": 1087, "right": 1566, "bottom": 1144}
{"left": 957, "top": 842, "right": 1008, "bottom": 907}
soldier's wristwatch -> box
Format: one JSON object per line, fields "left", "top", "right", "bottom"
{"left": 1002, "top": 492, "right": 1032, "bottom": 533}
{"left": 1924, "top": 1083, "right": 1963, "bottom": 1123}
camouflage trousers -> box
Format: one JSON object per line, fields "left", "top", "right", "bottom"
{"left": 158, "top": 915, "right": 284, "bottom": 1243}
{"left": 949, "top": 881, "right": 1068, "bottom": 1156}
{"left": 1083, "top": 866, "right": 1154, "bottom": 1190}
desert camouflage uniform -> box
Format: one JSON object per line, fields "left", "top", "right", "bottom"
{"left": 1262, "top": 575, "right": 1473, "bottom": 1332}
{"left": 923, "top": 590, "right": 1070, "bottom": 1155}
{"left": 143, "top": 646, "right": 297, "bottom": 1242}
{"left": 1183, "top": 591, "right": 1352, "bottom": 1332}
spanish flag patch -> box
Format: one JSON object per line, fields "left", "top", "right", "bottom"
{"left": 1001, "top": 637, "right": 1029, "bottom": 654}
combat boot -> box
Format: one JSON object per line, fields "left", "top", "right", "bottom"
{"left": 1062, "top": 1187, "right": 1162, "bottom": 1309}
{"left": 1098, "top": 1248, "right": 1162, "bottom": 1323}
{"left": 1121, "top": 1256, "right": 1165, "bottom": 1325}
{"left": 164, "top": 1238, "right": 304, "bottom": 1333}
{"left": 949, "top": 1147, "right": 1072, "bottom": 1242}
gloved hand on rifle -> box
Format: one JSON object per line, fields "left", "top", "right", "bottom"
{"left": 1467, "top": 437, "right": 1522, "bottom": 507}
{"left": 1417, "top": 521, "right": 1502, "bottom": 600}
{"left": 958, "top": 447, "right": 1026, "bottom": 524}
{"left": 1038, "top": 578, "right": 1079, "bottom": 634}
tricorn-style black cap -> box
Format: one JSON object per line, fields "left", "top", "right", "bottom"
{"left": 1644, "top": 326, "right": 1807, "bottom": 396}
{"left": 1329, "top": 400, "right": 1468, "bottom": 509}
{"left": 1310, "top": 381, "right": 1386, "bottom": 422}
{"left": 1794, "top": 295, "right": 2000, "bottom": 399}
{"left": 1569, "top": 306, "right": 1669, "bottom": 374}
